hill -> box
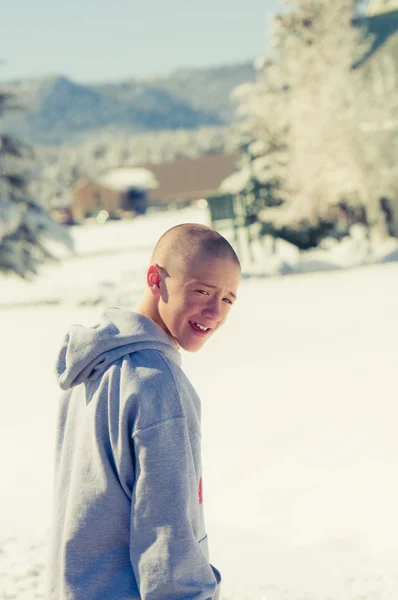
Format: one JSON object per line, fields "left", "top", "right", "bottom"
{"left": 0, "top": 62, "right": 256, "bottom": 146}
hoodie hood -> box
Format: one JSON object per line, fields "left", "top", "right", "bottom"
{"left": 57, "top": 308, "right": 181, "bottom": 391}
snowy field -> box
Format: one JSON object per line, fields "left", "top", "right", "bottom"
{"left": 1, "top": 206, "right": 398, "bottom": 600}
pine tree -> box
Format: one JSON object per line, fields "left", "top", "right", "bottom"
{"left": 0, "top": 86, "right": 73, "bottom": 278}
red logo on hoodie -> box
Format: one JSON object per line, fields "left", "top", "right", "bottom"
{"left": 198, "top": 477, "right": 203, "bottom": 504}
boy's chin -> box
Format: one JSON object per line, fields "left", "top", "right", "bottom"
{"left": 179, "top": 337, "right": 208, "bottom": 353}
{"left": 183, "top": 345, "right": 203, "bottom": 353}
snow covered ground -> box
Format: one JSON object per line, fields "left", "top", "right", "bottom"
{"left": 1, "top": 206, "right": 398, "bottom": 600}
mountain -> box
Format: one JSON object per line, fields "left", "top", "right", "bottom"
{"left": 0, "top": 62, "right": 256, "bottom": 146}
{"left": 95, "top": 62, "right": 257, "bottom": 123}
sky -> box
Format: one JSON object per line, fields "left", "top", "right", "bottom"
{"left": 2, "top": 0, "right": 284, "bottom": 83}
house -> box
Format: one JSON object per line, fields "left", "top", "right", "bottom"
{"left": 71, "top": 153, "right": 237, "bottom": 220}
{"left": 71, "top": 168, "right": 158, "bottom": 221}
{"left": 145, "top": 153, "right": 237, "bottom": 209}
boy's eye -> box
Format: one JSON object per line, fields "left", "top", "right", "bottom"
{"left": 196, "top": 289, "right": 209, "bottom": 295}
{"left": 223, "top": 298, "right": 233, "bottom": 305}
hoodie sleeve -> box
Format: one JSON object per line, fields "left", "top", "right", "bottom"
{"left": 130, "top": 416, "right": 220, "bottom": 600}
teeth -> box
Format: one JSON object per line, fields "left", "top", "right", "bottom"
{"left": 193, "top": 322, "right": 208, "bottom": 331}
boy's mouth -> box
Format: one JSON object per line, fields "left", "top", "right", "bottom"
{"left": 189, "top": 321, "right": 211, "bottom": 335}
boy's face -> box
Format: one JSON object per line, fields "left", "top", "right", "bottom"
{"left": 152, "top": 253, "right": 241, "bottom": 352}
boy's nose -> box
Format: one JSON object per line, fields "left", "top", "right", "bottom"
{"left": 202, "top": 299, "right": 223, "bottom": 322}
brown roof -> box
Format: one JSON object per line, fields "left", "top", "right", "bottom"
{"left": 145, "top": 153, "right": 237, "bottom": 204}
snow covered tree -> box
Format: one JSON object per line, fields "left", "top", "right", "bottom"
{"left": 0, "top": 86, "right": 73, "bottom": 277}
{"left": 221, "top": 58, "right": 289, "bottom": 223}
{"left": 226, "top": 0, "right": 398, "bottom": 248}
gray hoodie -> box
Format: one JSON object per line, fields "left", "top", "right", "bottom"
{"left": 48, "top": 307, "right": 221, "bottom": 600}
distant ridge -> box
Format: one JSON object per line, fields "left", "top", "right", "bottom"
{"left": 0, "top": 62, "right": 257, "bottom": 146}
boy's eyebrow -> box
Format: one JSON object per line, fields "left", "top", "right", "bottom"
{"left": 195, "top": 282, "right": 237, "bottom": 300}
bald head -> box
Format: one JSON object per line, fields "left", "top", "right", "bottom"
{"left": 138, "top": 223, "right": 241, "bottom": 351}
{"left": 150, "top": 223, "right": 241, "bottom": 274}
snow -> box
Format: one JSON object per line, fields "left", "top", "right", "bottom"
{"left": 1, "top": 206, "right": 398, "bottom": 599}
{"left": 220, "top": 168, "right": 251, "bottom": 194}
{"left": 96, "top": 167, "right": 159, "bottom": 191}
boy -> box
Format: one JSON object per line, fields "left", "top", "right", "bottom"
{"left": 48, "top": 223, "right": 241, "bottom": 599}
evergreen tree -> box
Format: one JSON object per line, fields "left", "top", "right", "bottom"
{"left": 0, "top": 86, "right": 72, "bottom": 277}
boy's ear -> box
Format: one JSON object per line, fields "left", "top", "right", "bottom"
{"left": 146, "top": 264, "right": 162, "bottom": 296}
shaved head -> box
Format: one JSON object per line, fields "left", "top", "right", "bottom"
{"left": 150, "top": 223, "right": 240, "bottom": 273}
{"left": 138, "top": 223, "right": 241, "bottom": 351}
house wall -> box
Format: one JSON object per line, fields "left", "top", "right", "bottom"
{"left": 72, "top": 182, "right": 122, "bottom": 219}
